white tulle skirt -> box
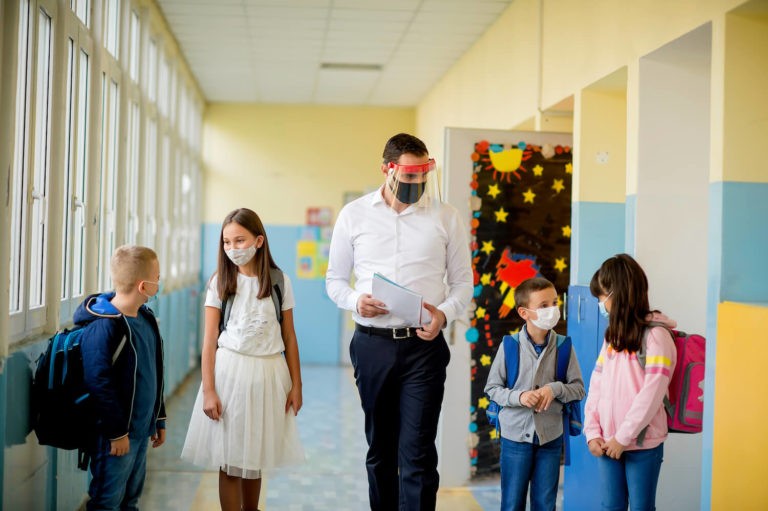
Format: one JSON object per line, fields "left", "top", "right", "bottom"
{"left": 181, "top": 348, "right": 304, "bottom": 479}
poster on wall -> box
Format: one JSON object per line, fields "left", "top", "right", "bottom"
{"left": 467, "top": 140, "right": 573, "bottom": 476}
{"left": 296, "top": 208, "right": 333, "bottom": 279}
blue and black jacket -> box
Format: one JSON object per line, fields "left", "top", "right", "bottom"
{"left": 76, "top": 292, "right": 166, "bottom": 441}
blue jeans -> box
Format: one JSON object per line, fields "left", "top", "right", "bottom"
{"left": 597, "top": 443, "right": 664, "bottom": 511}
{"left": 500, "top": 435, "right": 562, "bottom": 511}
{"left": 87, "top": 436, "right": 149, "bottom": 511}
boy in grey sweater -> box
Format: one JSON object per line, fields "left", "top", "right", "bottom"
{"left": 484, "top": 277, "right": 585, "bottom": 511}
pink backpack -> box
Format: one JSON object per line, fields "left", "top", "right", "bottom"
{"left": 639, "top": 324, "right": 705, "bottom": 435}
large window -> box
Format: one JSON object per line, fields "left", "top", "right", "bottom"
{"left": 3, "top": 2, "right": 204, "bottom": 346}
{"left": 60, "top": 33, "right": 91, "bottom": 321}
{"left": 98, "top": 75, "right": 120, "bottom": 292}
{"left": 10, "top": 0, "right": 33, "bottom": 321}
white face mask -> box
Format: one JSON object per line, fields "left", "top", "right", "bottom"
{"left": 527, "top": 305, "right": 561, "bottom": 330}
{"left": 226, "top": 244, "right": 257, "bottom": 266}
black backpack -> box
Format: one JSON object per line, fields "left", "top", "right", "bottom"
{"left": 31, "top": 326, "right": 126, "bottom": 470}
{"left": 219, "top": 267, "right": 285, "bottom": 332}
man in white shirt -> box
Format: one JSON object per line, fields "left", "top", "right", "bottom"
{"left": 326, "top": 133, "right": 473, "bottom": 511}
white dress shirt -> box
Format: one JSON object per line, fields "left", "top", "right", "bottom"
{"left": 326, "top": 187, "right": 473, "bottom": 328}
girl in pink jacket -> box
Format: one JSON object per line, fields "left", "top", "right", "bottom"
{"left": 583, "top": 254, "right": 677, "bottom": 511}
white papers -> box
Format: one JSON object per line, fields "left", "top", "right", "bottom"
{"left": 371, "top": 273, "right": 431, "bottom": 326}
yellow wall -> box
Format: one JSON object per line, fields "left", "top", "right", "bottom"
{"left": 417, "top": 0, "right": 745, "bottom": 171}
{"left": 715, "top": 10, "right": 768, "bottom": 183}
{"left": 574, "top": 87, "right": 627, "bottom": 203}
{"left": 712, "top": 302, "right": 768, "bottom": 509}
{"left": 202, "top": 104, "right": 414, "bottom": 224}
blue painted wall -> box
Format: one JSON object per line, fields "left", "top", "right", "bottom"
{"left": 202, "top": 223, "right": 341, "bottom": 365}
{"left": 571, "top": 201, "right": 626, "bottom": 285}
{"left": 0, "top": 284, "right": 201, "bottom": 510}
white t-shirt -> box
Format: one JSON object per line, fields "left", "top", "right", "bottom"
{"left": 205, "top": 271, "right": 295, "bottom": 356}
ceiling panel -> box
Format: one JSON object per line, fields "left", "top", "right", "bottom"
{"left": 156, "top": 0, "right": 514, "bottom": 104}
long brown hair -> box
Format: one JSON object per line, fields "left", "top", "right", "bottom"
{"left": 590, "top": 253, "right": 651, "bottom": 352}
{"left": 215, "top": 208, "right": 279, "bottom": 303}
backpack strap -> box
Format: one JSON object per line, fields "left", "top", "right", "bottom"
{"left": 636, "top": 322, "right": 674, "bottom": 447}
{"left": 269, "top": 267, "right": 285, "bottom": 324}
{"left": 555, "top": 334, "right": 571, "bottom": 383}
{"left": 219, "top": 268, "right": 285, "bottom": 333}
{"left": 501, "top": 333, "right": 520, "bottom": 388}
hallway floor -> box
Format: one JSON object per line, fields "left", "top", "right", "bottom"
{"left": 139, "top": 365, "right": 503, "bottom": 510}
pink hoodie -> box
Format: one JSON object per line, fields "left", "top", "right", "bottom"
{"left": 583, "top": 312, "right": 677, "bottom": 450}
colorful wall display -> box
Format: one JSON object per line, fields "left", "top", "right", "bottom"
{"left": 296, "top": 208, "right": 333, "bottom": 279}
{"left": 466, "top": 140, "right": 573, "bottom": 476}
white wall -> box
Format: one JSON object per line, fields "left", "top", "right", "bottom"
{"left": 633, "top": 25, "right": 712, "bottom": 511}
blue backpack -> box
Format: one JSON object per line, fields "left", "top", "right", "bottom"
{"left": 486, "top": 333, "right": 583, "bottom": 464}
{"left": 31, "top": 326, "right": 126, "bottom": 470}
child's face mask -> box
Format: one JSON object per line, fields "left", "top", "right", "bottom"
{"left": 526, "top": 305, "right": 560, "bottom": 330}
{"left": 226, "top": 244, "right": 257, "bottom": 266}
{"left": 140, "top": 280, "right": 162, "bottom": 305}
{"left": 598, "top": 292, "right": 612, "bottom": 319}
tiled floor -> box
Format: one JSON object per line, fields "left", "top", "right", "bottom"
{"left": 140, "top": 365, "right": 504, "bottom": 510}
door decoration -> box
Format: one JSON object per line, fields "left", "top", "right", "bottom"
{"left": 466, "top": 140, "right": 573, "bottom": 476}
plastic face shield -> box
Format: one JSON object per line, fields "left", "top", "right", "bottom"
{"left": 386, "top": 158, "right": 441, "bottom": 208}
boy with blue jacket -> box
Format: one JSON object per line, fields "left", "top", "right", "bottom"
{"left": 79, "top": 245, "right": 166, "bottom": 510}
{"left": 484, "top": 277, "right": 585, "bottom": 511}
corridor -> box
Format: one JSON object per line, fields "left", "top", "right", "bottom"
{"left": 139, "top": 365, "right": 504, "bottom": 510}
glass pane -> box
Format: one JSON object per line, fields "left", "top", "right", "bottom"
{"left": 147, "top": 39, "right": 157, "bottom": 102}
{"left": 98, "top": 76, "right": 119, "bottom": 292}
{"left": 159, "top": 134, "right": 170, "bottom": 277}
{"left": 129, "top": 10, "right": 139, "bottom": 82}
{"left": 144, "top": 118, "right": 157, "bottom": 246}
{"left": 73, "top": 49, "right": 90, "bottom": 298}
{"left": 72, "top": 0, "right": 89, "bottom": 27}
{"left": 158, "top": 57, "right": 168, "bottom": 116}
{"left": 105, "top": 0, "right": 120, "bottom": 57}
{"left": 29, "top": 8, "right": 53, "bottom": 309}
{"left": 61, "top": 38, "right": 75, "bottom": 300}
{"left": 126, "top": 101, "right": 140, "bottom": 244}
{"left": 10, "top": 0, "right": 32, "bottom": 314}
{"left": 169, "top": 68, "right": 176, "bottom": 125}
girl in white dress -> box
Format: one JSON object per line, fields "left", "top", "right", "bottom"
{"left": 182, "top": 208, "right": 304, "bottom": 511}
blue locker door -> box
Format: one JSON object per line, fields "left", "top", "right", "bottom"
{"left": 564, "top": 285, "right": 605, "bottom": 511}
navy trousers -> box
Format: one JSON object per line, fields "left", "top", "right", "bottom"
{"left": 350, "top": 328, "right": 451, "bottom": 511}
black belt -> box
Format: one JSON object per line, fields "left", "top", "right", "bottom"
{"left": 355, "top": 323, "right": 419, "bottom": 340}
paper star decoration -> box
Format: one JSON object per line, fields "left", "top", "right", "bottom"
{"left": 481, "top": 240, "right": 495, "bottom": 255}
{"left": 565, "top": 163, "right": 573, "bottom": 174}
{"left": 554, "top": 257, "right": 568, "bottom": 272}
{"left": 480, "top": 273, "right": 492, "bottom": 286}
{"left": 487, "top": 184, "right": 501, "bottom": 199}
{"left": 494, "top": 207, "right": 509, "bottom": 223}
{"left": 532, "top": 164, "right": 544, "bottom": 177}
{"left": 480, "top": 354, "right": 492, "bottom": 366}
{"left": 475, "top": 306, "right": 487, "bottom": 319}
{"left": 523, "top": 188, "right": 536, "bottom": 204}
{"left": 561, "top": 225, "right": 571, "bottom": 237}
{"left": 552, "top": 179, "right": 565, "bottom": 193}
{"left": 478, "top": 397, "right": 490, "bottom": 409}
